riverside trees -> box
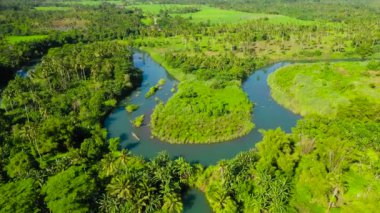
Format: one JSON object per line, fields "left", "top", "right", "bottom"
{"left": 0, "top": 0, "right": 379, "bottom": 212}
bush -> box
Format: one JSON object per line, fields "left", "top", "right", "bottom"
{"left": 125, "top": 104, "right": 139, "bottom": 113}
{"left": 132, "top": 114, "right": 145, "bottom": 127}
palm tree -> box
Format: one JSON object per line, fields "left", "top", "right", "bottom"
{"left": 162, "top": 193, "right": 183, "bottom": 213}
{"left": 107, "top": 176, "right": 135, "bottom": 201}
{"left": 101, "top": 154, "right": 117, "bottom": 177}
{"left": 98, "top": 194, "right": 120, "bottom": 213}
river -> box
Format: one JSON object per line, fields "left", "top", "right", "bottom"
{"left": 104, "top": 51, "right": 301, "bottom": 212}
{"left": 104, "top": 52, "right": 301, "bottom": 165}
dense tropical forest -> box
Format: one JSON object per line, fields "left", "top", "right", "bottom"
{"left": 0, "top": 0, "right": 379, "bottom": 212}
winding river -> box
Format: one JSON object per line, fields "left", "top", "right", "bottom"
{"left": 104, "top": 52, "right": 301, "bottom": 165}
{"left": 104, "top": 52, "right": 301, "bottom": 212}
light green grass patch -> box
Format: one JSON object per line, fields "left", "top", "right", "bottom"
{"left": 62, "top": 0, "right": 123, "bottom": 6}
{"left": 6, "top": 35, "right": 48, "bottom": 44}
{"left": 128, "top": 4, "right": 312, "bottom": 25}
{"left": 268, "top": 61, "right": 380, "bottom": 116}
{"left": 34, "top": 6, "right": 71, "bottom": 11}
{"left": 179, "top": 6, "right": 312, "bottom": 25}
{"left": 127, "top": 4, "right": 195, "bottom": 14}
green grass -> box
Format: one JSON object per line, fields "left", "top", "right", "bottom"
{"left": 178, "top": 6, "right": 312, "bottom": 25}
{"left": 150, "top": 80, "right": 254, "bottom": 144}
{"left": 6, "top": 35, "right": 48, "bottom": 44}
{"left": 268, "top": 61, "right": 380, "bottom": 116}
{"left": 127, "top": 4, "right": 194, "bottom": 14}
{"left": 34, "top": 6, "right": 71, "bottom": 11}
{"left": 128, "top": 4, "right": 312, "bottom": 25}
{"left": 61, "top": 0, "right": 123, "bottom": 6}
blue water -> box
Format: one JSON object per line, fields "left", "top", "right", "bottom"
{"left": 104, "top": 52, "right": 301, "bottom": 166}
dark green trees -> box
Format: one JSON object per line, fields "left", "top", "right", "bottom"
{"left": 0, "top": 179, "right": 39, "bottom": 213}
{"left": 42, "top": 166, "right": 96, "bottom": 213}
{"left": 0, "top": 42, "right": 143, "bottom": 212}
{"left": 98, "top": 151, "right": 196, "bottom": 213}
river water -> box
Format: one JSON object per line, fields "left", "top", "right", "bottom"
{"left": 104, "top": 52, "right": 301, "bottom": 165}
{"left": 104, "top": 51, "right": 301, "bottom": 212}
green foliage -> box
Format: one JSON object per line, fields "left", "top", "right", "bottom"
{"left": 200, "top": 99, "right": 380, "bottom": 212}
{"left": 0, "top": 178, "right": 39, "bottom": 213}
{"left": 0, "top": 1, "right": 380, "bottom": 212}
{"left": 125, "top": 104, "right": 139, "bottom": 113}
{"left": 145, "top": 79, "right": 165, "bottom": 98}
{"left": 158, "top": 78, "right": 166, "bottom": 86}
{"left": 2, "top": 42, "right": 142, "bottom": 159}
{"left": 199, "top": 130, "right": 295, "bottom": 212}
{"left": 5, "top": 35, "right": 48, "bottom": 44}
{"left": 42, "top": 166, "right": 96, "bottom": 213}
{"left": 145, "top": 85, "right": 160, "bottom": 98}
{"left": 132, "top": 114, "right": 145, "bottom": 127}
{"left": 256, "top": 128, "right": 298, "bottom": 176}
{"left": 151, "top": 81, "right": 254, "bottom": 143}
{"left": 34, "top": 6, "right": 71, "bottom": 11}
{"left": 289, "top": 100, "right": 380, "bottom": 211}
{"left": 268, "top": 61, "right": 380, "bottom": 116}
{"left": 108, "top": 138, "right": 121, "bottom": 152}
{"left": 5, "top": 152, "right": 33, "bottom": 178}
{"left": 367, "top": 60, "right": 380, "bottom": 70}
{"left": 98, "top": 151, "right": 197, "bottom": 213}
{"left": 129, "top": 4, "right": 312, "bottom": 24}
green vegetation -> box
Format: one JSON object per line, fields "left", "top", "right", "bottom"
{"left": 157, "top": 78, "right": 166, "bottom": 86}
{"left": 129, "top": 4, "right": 312, "bottom": 24}
{"left": 145, "top": 85, "right": 159, "bottom": 98}
{"left": 42, "top": 166, "right": 96, "bottom": 212}
{"left": 0, "top": 179, "right": 39, "bottom": 212}
{"left": 178, "top": 6, "right": 312, "bottom": 24}
{"left": 1, "top": 0, "right": 380, "bottom": 212}
{"left": 195, "top": 97, "right": 380, "bottom": 212}
{"left": 127, "top": 4, "right": 198, "bottom": 14}
{"left": 98, "top": 150, "right": 198, "bottom": 212}
{"left": 145, "top": 78, "right": 165, "bottom": 98}
{"left": 61, "top": 0, "right": 124, "bottom": 6}
{"left": 5, "top": 35, "right": 48, "bottom": 44}
{"left": 132, "top": 114, "right": 145, "bottom": 127}
{"left": 34, "top": 6, "right": 71, "bottom": 11}
{"left": 268, "top": 61, "right": 380, "bottom": 116}
{"left": 125, "top": 104, "right": 139, "bottom": 113}
{"left": 151, "top": 81, "right": 254, "bottom": 143}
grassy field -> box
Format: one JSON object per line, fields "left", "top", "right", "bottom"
{"left": 127, "top": 4, "right": 194, "bottom": 14}
{"left": 60, "top": 0, "right": 124, "bottom": 6}
{"left": 6, "top": 35, "right": 48, "bottom": 44}
{"left": 133, "top": 32, "right": 364, "bottom": 69}
{"left": 34, "top": 6, "right": 72, "bottom": 11}
{"left": 268, "top": 61, "right": 380, "bottom": 116}
{"left": 128, "top": 4, "right": 313, "bottom": 25}
{"left": 151, "top": 80, "right": 254, "bottom": 144}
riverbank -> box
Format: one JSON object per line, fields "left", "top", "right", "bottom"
{"left": 104, "top": 52, "right": 300, "bottom": 165}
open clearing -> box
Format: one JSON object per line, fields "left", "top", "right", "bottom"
{"left": 128, "top": 4, "right": 313, "bottom": 24}
{"left": 268, "top": 61, "right": 380, "bottom": 116}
